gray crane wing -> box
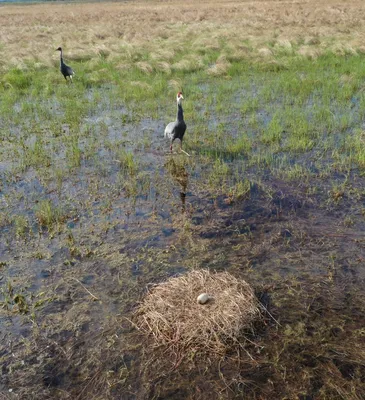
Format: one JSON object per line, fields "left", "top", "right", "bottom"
{"left": 61, "top": 62, "right": 74, "bottom": 77}
{"left": 164, "top": 121, "right": 176, "bottom": 140}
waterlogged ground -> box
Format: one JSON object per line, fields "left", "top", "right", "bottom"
{"left": 1, "top": 52, "right": 365, "bottom": 399}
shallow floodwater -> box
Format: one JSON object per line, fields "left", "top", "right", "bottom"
{"left": 0, "top": 81, "right": 364, "bottom": 399}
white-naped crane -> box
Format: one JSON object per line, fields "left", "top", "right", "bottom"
{"left": 56, "top": 47, "right": 74, "bottom": 82}
{"left": 164, "top": 92, "right": 189, "bottom": 156}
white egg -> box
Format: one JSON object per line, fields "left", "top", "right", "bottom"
{"left": 197, "top": 293, "right": 211, "bottom": 304}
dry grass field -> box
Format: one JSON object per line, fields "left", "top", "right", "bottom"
{"left": 2, "top": 0, "right": 365, "bottom": 73}
{"left": 0, "top": 1, "right": 365, "bottom": 399}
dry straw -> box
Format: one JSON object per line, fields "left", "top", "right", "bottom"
{"left": 136, "top": 269, "right": 262, "bottom": 356}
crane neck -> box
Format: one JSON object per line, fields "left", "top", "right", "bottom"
{"left": 177, "top": 103, "right": 184, "bottom": 122}
{"left": 59, "top": 50, "right": 64, "bottom": 64}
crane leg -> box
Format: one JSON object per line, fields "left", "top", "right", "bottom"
{"left": 180, "top": 143, "right": 190, "bottom": 157}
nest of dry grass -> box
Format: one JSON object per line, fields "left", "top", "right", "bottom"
{"left": 136, "top": 269, "right": 262, "bottom": 356}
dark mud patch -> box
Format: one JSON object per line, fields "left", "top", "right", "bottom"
{"left": 1, "top": 177, "right": 364, "bottom": 399}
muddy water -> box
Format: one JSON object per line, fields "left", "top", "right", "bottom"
{"left": 0, "top": 91, "right": 365, "bottom": 399}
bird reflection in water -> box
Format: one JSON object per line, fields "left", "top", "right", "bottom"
{"left": 165, "top": 158, "right": 188, "bottom": 212}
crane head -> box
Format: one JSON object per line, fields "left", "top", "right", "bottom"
{"left": 56, "top": 47, "right": 62, "bottom": 52}
{"left": 177, "top": 92, "right": 184, "bottom": 104}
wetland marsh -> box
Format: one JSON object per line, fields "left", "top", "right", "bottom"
{"left": 0, "top": 1, "right": 364, "bottom": 399}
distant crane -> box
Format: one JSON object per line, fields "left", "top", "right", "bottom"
{"left": 164, "top": 92, "right": 189, "bottom": 156}
{"left": 56, "top": 47, "right": 74, "bottom": 82}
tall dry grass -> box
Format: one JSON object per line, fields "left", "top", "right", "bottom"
{"left": 1, "top": 1, "right": 365, "bottom": 73}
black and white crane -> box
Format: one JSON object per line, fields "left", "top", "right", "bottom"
{"left": 56, "top": 47, "right": 74, "bottom": 82}
{"left": 164, "top": 92, "right": 189, "bottom": 156}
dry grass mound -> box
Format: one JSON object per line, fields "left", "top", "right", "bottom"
{"left": 136, "top": 269, "right": 262, "bottom": 356}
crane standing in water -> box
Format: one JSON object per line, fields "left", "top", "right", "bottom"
{"left": 164, "top": 92, "right": 189, "bottom": 156}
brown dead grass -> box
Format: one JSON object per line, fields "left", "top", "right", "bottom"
{"left": 2, "top": 1, "right": 365, "bottom": 72}
{"left": 136, "top": 269, "right": 261, "bottom": 356}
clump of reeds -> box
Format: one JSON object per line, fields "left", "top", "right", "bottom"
{"left": 207, "top": 55, "right": 231, "bottom": 76}
{"left": 136, "top": 269, "right": 262, "bottom": 356}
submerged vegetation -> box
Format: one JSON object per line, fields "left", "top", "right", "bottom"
{"left": 0, "top": 0, "right": 364, "bottom": 399}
